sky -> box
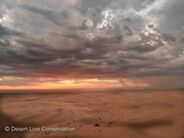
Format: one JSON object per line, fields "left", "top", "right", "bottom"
{"left": 0, "top": 0, "right": 184, "bottom": 90}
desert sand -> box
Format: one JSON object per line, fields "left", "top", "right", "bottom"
{"left": 0, "top": 89, "right": 184, "bottom": 138}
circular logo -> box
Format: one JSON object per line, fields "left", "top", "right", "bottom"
{"left": 4, "top": 126, "right": 10, "bottom": 132}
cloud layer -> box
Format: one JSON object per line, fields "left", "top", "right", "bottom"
{"left": 0, "top": 0, "right": 184, "bottom": 88}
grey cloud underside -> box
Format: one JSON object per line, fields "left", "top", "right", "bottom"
{"left": 0, "top": 0, "right": 184, "bottom": 87}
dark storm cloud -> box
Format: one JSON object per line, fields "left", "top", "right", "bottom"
{"left": 0, "top": 0, "right": 184, "bottom": 87}
{"left": 19, "top": 4, "right": 71, "bottom": 26}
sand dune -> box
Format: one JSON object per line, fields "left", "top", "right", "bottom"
{"left": 0, "top": 90, "right": 184, "bottom": 138}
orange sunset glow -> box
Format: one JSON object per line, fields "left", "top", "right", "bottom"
{"left": 0, "top": 78, "right": 150, "bottom": 90}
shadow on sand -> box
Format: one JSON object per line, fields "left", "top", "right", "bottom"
{"left": 0, "top": 94, "right": 35, "bottom": 138}
{"left": 0, "top": 92, "right": 81, "bottom": 138}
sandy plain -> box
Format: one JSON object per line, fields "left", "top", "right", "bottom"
{"left": 0, "top": 89, "right": 184, "bottom": 138}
